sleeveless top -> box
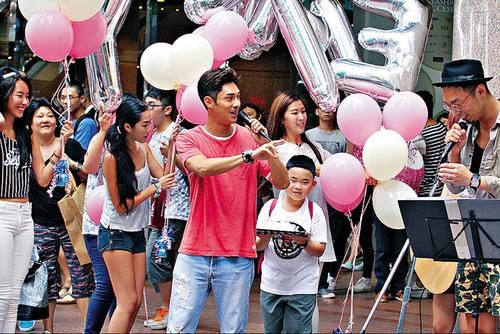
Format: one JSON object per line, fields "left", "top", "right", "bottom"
{"left": 0, "top": 132, "right": 30, "bottom": 198}
{"left": 100, "top": 152, "right": 152, "bottom": 232}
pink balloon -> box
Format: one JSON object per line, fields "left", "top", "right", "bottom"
{"left": 320, "top": 153, "right": 366, "bottom": 205}
{"left": 25, "top": 10, "right": 74, "bottom": 62}
{"left": 86, "top": 185, "right": 106, "bottom": 224}
{"left": 383, "top": 91, "right": 428, "bottom": 141}
{"left": 325, "top": 190, "right": 364, "bottom": 213}
{"left": 212, "top": 58, "right": 225, "bottom": 69}
{"left": 176, "top": 85, "right": 187, "bottom": 114}
{"left": 70, "top": 12, "right": 106, "bottom": 59}
{"left": 337, "top": 94, "right": 382, "bottom": 146}
{"left": 203, "top": 11, "right": 248, "bottom": 60}
{"left": 180, "top": 82, "right": 208, "bottom": 125}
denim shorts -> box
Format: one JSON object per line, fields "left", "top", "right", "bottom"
{"left": 98, "top": 225, "right": 146, "bottom": 254}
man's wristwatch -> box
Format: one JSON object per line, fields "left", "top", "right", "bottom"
{"left": 242, "top": 149, "right": 254, "bottom": 164}
{"left": 151, "top": 178, "right": 162, "bottom": 198}
{"left": 470, "top": 173, "right": 481, "bottom": 191}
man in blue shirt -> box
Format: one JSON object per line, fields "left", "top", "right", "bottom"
{"left": 60, "top": 82, "right": 98, "bottom": 150}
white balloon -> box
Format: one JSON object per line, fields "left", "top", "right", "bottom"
{"left": 373, "top": 180, "right": 417, "bottom": 230}
{"left": 18, "top": 0, "right": 59, "bottom": 19}
{"left": 59, "top": 0, "right": 105, "bottom": 22}
{"left": 140, "top": 43, "right": 177, "bottom": 90}
{"left": 363, "top": 129, "right": 408, "bottom": 181}
{"left": 169, "top": 34, "right": 214, "bottom": 86}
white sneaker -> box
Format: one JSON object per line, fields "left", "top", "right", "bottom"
{"left": 318, "top": 288, "right": 335, "bottom": 299}
{"left": 143, "top": 306, "right": 169, "bottom": 329}
{"left": 353, "top": 277, "right": 371, "bottom": 293}
{"left": 353, "top": 262, "right": 364, "bottom": 271}
{"left": 341, "top": 260, "right": 353, "bottom": 270}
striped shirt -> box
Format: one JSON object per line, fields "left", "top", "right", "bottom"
{"left": 418, "top": 122, "right": 447, "bottom": 197}
{"left": 0, "top": 132, "right": 31, "bottom": 198}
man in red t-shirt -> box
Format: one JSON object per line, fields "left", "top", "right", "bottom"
{"left": 167, "top": 68, "right": 288, "bottom": 333}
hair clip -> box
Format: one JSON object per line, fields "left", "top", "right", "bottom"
{"left": 2, "top": 72, "right": 17, "bottom": 79}
{"left": 116, "top": 126, "right": 122, "bottom": 135}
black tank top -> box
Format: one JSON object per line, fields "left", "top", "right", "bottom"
{"left": 470, "top": 141, "right": 484, "bottom": 174}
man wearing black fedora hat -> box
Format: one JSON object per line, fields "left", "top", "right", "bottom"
{"left": 433, "top": 59, "right": 499, "bottom": 333}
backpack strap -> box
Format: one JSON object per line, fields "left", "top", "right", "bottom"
{"left": 268, "top": 198, "right": 278, "bottom": 217}
{"left": 308, "top": 199, "right": 314, "bottom": 219}
{"left": 73, "top": 113, "right": 95, "bottom": 135}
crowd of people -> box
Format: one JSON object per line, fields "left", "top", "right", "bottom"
{"left": 0, "top": 58, "right": 497, "bottom": 333}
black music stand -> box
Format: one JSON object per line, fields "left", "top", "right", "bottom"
{"left": 399, "top": 198, "right": 500, "bottom": 334}
{"left": 399, "top": 198, "right": 500, "bottom": 263}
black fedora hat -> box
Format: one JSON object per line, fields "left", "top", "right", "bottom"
{"left": 433, "top": 59, "right": 493, "bottom": 87}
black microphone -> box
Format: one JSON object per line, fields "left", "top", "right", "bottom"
{"left": 428, "top": 120, "right": 468, "bottom": 197}
{"left": 237, "top": 110, "right": 272, "bottom": 142}
{"left": 438, "top": 121, "right": 468, "bottom": 164}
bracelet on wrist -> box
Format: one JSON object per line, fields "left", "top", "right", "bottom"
{"left": 49, "top": 157, "right": 57, "bottom": 165}
{"left": 151, "top": 177, "right": 162, "bottom": 198}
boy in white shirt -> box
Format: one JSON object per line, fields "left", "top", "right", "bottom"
{"left": 256, "top": 155, "right": 327, "bottom": 333}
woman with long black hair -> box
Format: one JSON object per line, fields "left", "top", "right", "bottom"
{"left": 0, "top": 67, "right": 72, "bottom": 332}
{"left": 98, "top": 94, "right": 175, "bottom": 333}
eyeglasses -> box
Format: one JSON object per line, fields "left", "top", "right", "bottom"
{"left": 147, "top": 104, "right": 163, "bottom": 109}
{"left": 442, "top": 88, "right": 475, "bottom": 113}
{"left": 59, "top": 95, "right": 80, "bottom": 102}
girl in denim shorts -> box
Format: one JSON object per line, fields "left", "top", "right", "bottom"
{"left": 98, "top": 95, "right": 176, "bottom": 333}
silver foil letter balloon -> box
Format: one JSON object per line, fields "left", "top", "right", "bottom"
{"left": 331, "top": 0, "right": 432, "bottom": 103}
{"left": 85, "top": 0, "right": 133, "bottom": 113}
{"left": 238, "top": 0, "right": 279, "bottom": 60}
{"left": 272, "top": 0, "right": 339, "bottom": 111}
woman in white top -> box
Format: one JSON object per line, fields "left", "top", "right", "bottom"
{"left": 98, "top": 95, "right": 175, "bottom": 333}
{"left": 267, "top": 92, "right": 335, "bottom": 263}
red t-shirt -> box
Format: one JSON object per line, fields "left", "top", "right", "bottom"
{"left": 176, "top": 125, "right": 271, "bottom": 258}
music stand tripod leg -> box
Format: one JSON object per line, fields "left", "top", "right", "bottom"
{"left": 360, "top": 239, "right": 410, "bottom": 333}
{"left": 396, "top": 255, "right": 417, "bottom": 333}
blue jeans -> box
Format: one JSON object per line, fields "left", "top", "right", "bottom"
{"left": 167, "top": 254, "right": 254, "bottom": 333}
{"left": 84, "top": 235, "right": 116, "bottom": 334}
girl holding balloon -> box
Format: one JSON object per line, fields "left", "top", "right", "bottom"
{"left": 98, "top": 95, "right": 176, "bottom": 333}
{"left": 80, "top": 108, "right": 115, "bottom": 334}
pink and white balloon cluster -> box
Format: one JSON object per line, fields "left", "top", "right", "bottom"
{"left": 320, "top": 92, "right": 427, "bottom": 229}
{"left": 22, "top": 0, "right": 106, "bottom": 62}
{"left": 140, "top": 10, "right": 249, "bottom": 125}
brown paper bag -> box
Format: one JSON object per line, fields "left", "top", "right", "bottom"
{"left": 58, "top": 183, "right": 91, "bottom": 265}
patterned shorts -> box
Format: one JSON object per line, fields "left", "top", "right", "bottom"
{"left": 455, "top": 262, "right": 499, "bottom": 316}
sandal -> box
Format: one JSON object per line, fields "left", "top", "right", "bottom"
{"left": 58, "top": 285, "right": 70, "bottom": 299}
{"left": 57, "top": 286, "right": 75, "bottom": 304}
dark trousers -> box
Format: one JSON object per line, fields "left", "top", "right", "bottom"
{"left": 84, "top": 235, "right": 116, "bottom": 334}
{"left": 319, "top": 188, "right": 375, "bottom": 289}
{"left": 373, "top": 217, "right": 409, "bottom": 294}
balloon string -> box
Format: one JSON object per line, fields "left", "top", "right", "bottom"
{"left": 161, "top": 115, "right": 184, "bottom": 229}
{"left": 336, "top": 186, "right": 371, "bottom": 332}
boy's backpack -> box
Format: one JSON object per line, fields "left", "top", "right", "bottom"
{"left": 268, "top": 198, "right": 314, "bottom": 219}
